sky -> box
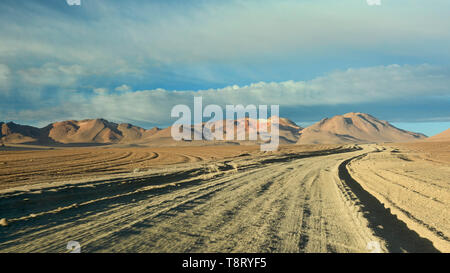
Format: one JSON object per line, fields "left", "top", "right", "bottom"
{"left": 0, "top": 0, "right": 449, "bottom": 136}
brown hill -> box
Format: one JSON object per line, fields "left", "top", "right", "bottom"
{"left": 0, "top": 122, "right": 43, "bottom": 144}
{"left": 296, "top": 113, "right": 426, "bottom": 144}
{"left": 139, "top": 116, "right": 303, "bottom": 146}
{"left": 42, "top": 119, "right": 161, "bottom": 144}
{"left": 200, "top": 116, "right": 302, "bottom": 144}
{"left": 426, "top": 128, "right": 450, "bottom": 142}
{"left": 1, "top": 119, "right": 160, "bottom": 145}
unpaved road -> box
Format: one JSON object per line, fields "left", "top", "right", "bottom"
{"left": 0, "top": 145, "right": 445, "bottom": 252}
{"left": 348, "top": 145, "right": 450, "bottom": 252}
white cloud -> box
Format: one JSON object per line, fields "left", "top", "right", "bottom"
{"left": 115, "top": 84, "right": 132, "bottom": 93}
{"left": 5, "top": 64, "right": 449, "bottom": 126}
{"left": 0, "top": 64, "right": 10, "bottom": 92}
{"left": 93, "top": 88, "right": 108, "bottom": 95}
{"left": 18, "top": 63, "right": 84, "bottom": 87}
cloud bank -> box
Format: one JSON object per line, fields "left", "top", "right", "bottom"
{"left": 0, "top": 64, "right": 10, "bottom": 92}
{"left": 3, "top": 64, "right": 449, "bottom": 127}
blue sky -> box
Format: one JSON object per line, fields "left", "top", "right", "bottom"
{"left": 0, "top": 0, "right": 449, "bottom": 136}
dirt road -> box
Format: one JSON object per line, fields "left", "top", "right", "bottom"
{"left": 348, "top": 145, "right": 450, "bottom": 252}
{"left": 0, "top": 145, "right": 444, "bottom": 252}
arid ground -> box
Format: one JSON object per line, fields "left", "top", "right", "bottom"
{"left": 0, "top": 142, "right": 449, "bottom": 253}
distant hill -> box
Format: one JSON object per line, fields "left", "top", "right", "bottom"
{"left": 41, "top": 119, "right": 160, "bottom": 144}
{"left": 196, "top": 116, "right": 302, "bottom": 144}
{"left": 1, "top": 119, "right": 160, "bottom": 145}
{"left": 296, "top": 113, "right": 426, "bottom": 144}
{"left": 426, "top": 128, "right": 450, "bottom": 142}
{"left": 1, "top": 122, "right": 43, "bottom": 144}
{"left": 1, "top": 113, "right": 428, "bottom": 146}
{"left": 139, "top": 116, "right": 303, "bottom": 146}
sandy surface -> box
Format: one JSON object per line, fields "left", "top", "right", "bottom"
{"left": 0, "top": 143, "right": 448, "bottom": 253}
{"left": 348, "top": 142, "right": 450, "bottom": 252}
{"left": 0, "top": 145, "right": 262, "bottom": 190}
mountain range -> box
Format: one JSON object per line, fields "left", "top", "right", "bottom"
{"left": 1, "top": 112, "right": 445, "bottom": 146}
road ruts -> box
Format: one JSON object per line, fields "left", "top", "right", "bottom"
{"left": 1, "top": 145, "right": 433, "bottom": 253}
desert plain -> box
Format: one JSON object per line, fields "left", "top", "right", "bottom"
{"left": 0, "top": 139, "right": 449, "bottom": 253}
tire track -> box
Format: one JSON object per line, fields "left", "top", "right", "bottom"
{"left": 0, "top": 145, "right": 399, "bottom": 253}
{"left": 338, "top": 154, "right": 440, "bottom": 253}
